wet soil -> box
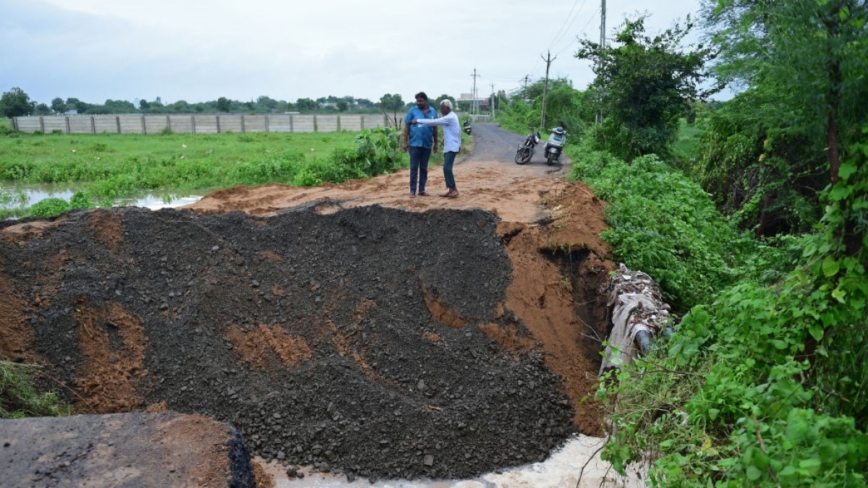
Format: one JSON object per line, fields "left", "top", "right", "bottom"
{"left": 0, "top": 123, "right": 613, "bottom": 482}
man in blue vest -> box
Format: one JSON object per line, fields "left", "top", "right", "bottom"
{"left": 402, "top": 92, "right": 438, "bottom": 198}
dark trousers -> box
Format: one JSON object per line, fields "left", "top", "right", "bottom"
{"left": 409, "top": 146, "right": 431, "bottom": 194}
{"left": 443, "top": 151, "right": 458, "bottom": 188}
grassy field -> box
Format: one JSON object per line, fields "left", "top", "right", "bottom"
{"left": 0, "top": 124, "right": 416, "bottom": 217}
{"left": 0, "top": 130, "right": 360, "bottom": 194}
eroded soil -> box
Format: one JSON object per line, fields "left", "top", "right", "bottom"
{"left": 0, "top": 123, "right": 613, "bottom": 482}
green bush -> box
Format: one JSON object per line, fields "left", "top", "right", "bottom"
{"left": 26, "top": 191, "right": 94, "bottom": 218}
{"left": 591, "top": 133, "right": 868, "bottom": 486}
{"left": 568, "top": 138, "right": 741, "bottom": 309}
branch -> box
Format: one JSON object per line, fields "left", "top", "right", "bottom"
{"left": 752, "top": 414, "right": 780, "bottom": 485}
{"left": 575, "top": 441, "right": 607, "bottom": 488}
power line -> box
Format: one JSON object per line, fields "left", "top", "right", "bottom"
{"left": 549, "top": 0, "right": 593, "bottom": 51}
{"left": 554, "top": 7, "right": 600, "bottom": 57}
{"left": 520, "top": 3, "right": 600, "bottom": 95}
{"left": 547, "top": 0, "right": 582, "bottom": 49}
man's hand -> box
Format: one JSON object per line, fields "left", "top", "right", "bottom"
{"left": 402, "top": 141, "right": 409, "bottom": 152}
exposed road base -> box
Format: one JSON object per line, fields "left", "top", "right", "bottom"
{"left": 0, "top": 411, "right": 256, "bottom": 488}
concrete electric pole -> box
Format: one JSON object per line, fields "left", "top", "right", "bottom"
{"left": 490, "top": 83, "right": 496, "bottom": 119}
{"left": 471, "top": 69, "right": 481, "bottom": 116}
{"left": 597, "top": 0, "right": 606, "bottom": 125}
{"left": 540, "top": 50, "right": 556, "bottom": 129}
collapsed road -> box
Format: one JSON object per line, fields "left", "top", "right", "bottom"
{"left": 0, "top": 123, "right": 614, "bottom": 483}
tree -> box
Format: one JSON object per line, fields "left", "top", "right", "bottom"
{"left": 576, "top": 16, "right": 721, "bottom": 159}
{"left": 139, "top": 99, "right": 151, "bottom": 110}
{"left": 256, "top": 95, "right": 278, "bottom": 112}
{"left": 65, "top": 97, "right": 90, "bottom": 113}
{"left": 216, "top": 97, "right": 232, "bottom": 112}
{"left": 295, "top": 98, "right": 317, "bottom": 111}
{"left": 0, "top": 87, "right": 35, "bottom": 117}
{"left": 171, "top": 100, "right": 190, "bottom": 113}
{"left": 34, "top": 103, "right": 51, "bottom": 115}
{"left": 336, "top": 100, "right": 349, "bottom": 112}
{"left": 378, "top": 94, "right": 405, "bottom": 127}
{"left": 51, "top": 97, "right": 67, "bottom": 114}
{"left": 693, "top": 0, "right": 868, "bottom": 236}
{"left": 702, "top": 0, "right": 868, "bottom": 185}
{"left": 434, "top": 94, "right": 456, "bottom": 109}
{"left": 355, "top": 98, "right": 375, "bottom": 109}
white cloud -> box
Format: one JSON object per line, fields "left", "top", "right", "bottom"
{"left": 1, "top": 0, "right": 704, "bottom": 105}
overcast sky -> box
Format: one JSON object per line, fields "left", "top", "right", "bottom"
{"left": 1, "top": 0, "right": 705, "bottom": 106}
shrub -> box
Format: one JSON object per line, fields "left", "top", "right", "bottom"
{"left": 568, "top": 139, "right": 740, "bottom": 309}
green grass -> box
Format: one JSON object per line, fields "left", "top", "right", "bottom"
{"left": 0, "top": 132, "right": 356, "bottom": 194}
{"left": 0, "top": 126, "right": 475, "bottom": 219}
{"left": 1, "top": 361, "right": 73, "bottom": 419}
{"left": 0, "top": 130, "right": 364, "bottom": 202}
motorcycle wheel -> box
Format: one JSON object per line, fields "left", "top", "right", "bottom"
{"left": 515, "top": 147, "right": 532, "bottom": 165}
{"left": 546, "top": 153, "right": 555, "bottom": 166}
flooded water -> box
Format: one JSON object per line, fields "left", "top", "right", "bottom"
{"left": 0, "top": 184, "right": 202, "bottom": 213}
{"left": 258, "top": 435, "right": 646, "bottom": 488}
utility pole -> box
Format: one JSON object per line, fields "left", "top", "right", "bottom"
{"left": 490, "top": 82, "right": 496, "bottom": 119}
{"left": 596, "top": 0, "right": 606, "bottom": 125}
{"left": 520, "top": 75, "right": 531, "bottom": 92}
{"left": 540, "top": 50, "right": 556, "bottom": 129}
{"left": 471, "top": 68, "right": 481, "bottom": 116}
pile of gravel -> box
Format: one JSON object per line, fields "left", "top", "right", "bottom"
{"left": 1, "top": 206, "right": 576, "bottom": 481}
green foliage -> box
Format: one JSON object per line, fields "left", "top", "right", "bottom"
{"left": 497, "top": 99, "right": 539, "bottom": 135}
{"left": 26, "top": 191, "right": 95, "bottom": 218}
{"left": 576, "top": 16, "right": 721, "bottom": 160}
{"left": 499, "top": 81, "right": 594, "bottom": 154}
{"left": 594, "top": 132, "right": 868, "bottom": 486}
{"left": 0, "top": 87, "right": 34, "bottom": 118}
{"left": 697, "top": 0, "right": 868, "bottom": 236}
{"left": 216, "top": 96, "right": 231, "bottom": 113}
{"left": 693, "top": 88, "right": 826, "bottom": 235}
{"left": 0, "top": 361, "right": 73, "bottom": 419}
{"left": 352, "top": 127, "right": 405, "bottom": 176}
{"left": 568, "top": 136, "right": 740, "bottom": 308}
{"left": 378, "top": 94, "right": 406, "bottom": 127}
{"left": 0, "top": 124, "right": 15, "bottom": 137}
{"left": 291, "top": 128, "right": 406, "bottom": 187}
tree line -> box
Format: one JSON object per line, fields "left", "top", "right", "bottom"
{"left": 0, "top": 90, "right": 467, "bottom": 118}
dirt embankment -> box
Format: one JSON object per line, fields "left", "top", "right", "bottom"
{"left": 0, "top": 123, "right": 613, "bottom": 482}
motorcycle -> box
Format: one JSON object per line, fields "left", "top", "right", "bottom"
{"left": 463, "top": 118, "right": 472, "bottom": 135}
{"left": 543, "top": 126, "right": 567, "bottom": 165}
{"left": 514, "top": 128, "right": 541, "bottom": 165}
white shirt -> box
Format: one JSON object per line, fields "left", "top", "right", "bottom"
{"left": 416, "top": 111, "right": 461, "bottom": 153}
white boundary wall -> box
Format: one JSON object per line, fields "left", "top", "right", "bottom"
{"left": 11, "top": 114, "right": 398, "bottom": 134}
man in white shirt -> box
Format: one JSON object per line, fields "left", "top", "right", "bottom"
{"left": 412, "top": 99, "right": 462, "bottom": 198}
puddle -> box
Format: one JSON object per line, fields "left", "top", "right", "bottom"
{"left": 0, "top": 184, "right": 202, "bottom": 212}
{"left": 258, "top": 435, "right": 645, "bottom": 488}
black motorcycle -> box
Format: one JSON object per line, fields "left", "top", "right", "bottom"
{"left": 515, "top": 128, "right": 541, "bottom": 165}
{"left": 463, "top": 118, "right": 472, "bottom": 135}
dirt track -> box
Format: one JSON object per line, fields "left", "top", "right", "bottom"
{"left": 0, "top": 123, "right": 613, "bottom": 482}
